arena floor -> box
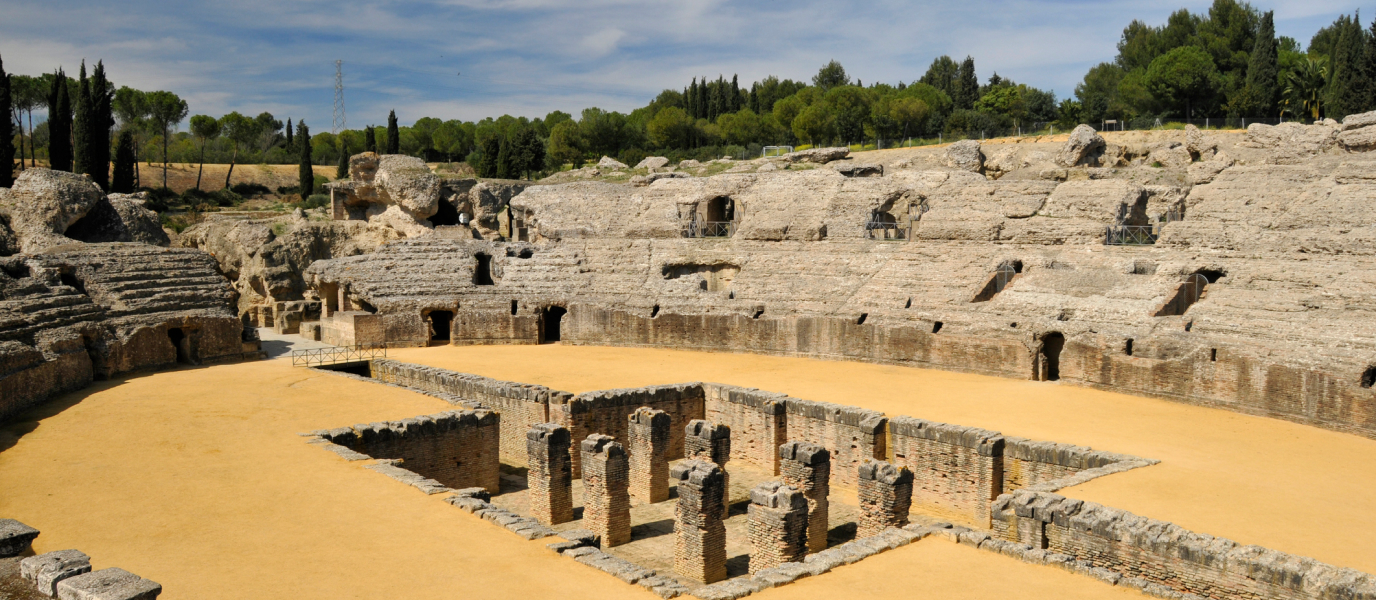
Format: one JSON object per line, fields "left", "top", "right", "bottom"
{"left": 0, "top": 342, "right": 1371, "bottom": 599}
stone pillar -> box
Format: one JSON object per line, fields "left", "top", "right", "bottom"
{"left": 857, "top": 458, "right": 913, "bottom": 538}
{"left": 685, "top": 419, "right": 731, "bottom": 517}
{"left": 747, "top": 481, "right": 808, "bottom": 574}
{"left": 628, "top": 407, "right": 671, "bottom": 503}
{"left": 581, "top": 434, "right": 631, "bottom": 547}
{"left": 671, "top": 459, "right": 727, "bottom": 584}
{"left": 780, "top": 441, "right": 830, "bottom": 552}
{"left": 527, "top": 423, "right": 573, "bottom": 526}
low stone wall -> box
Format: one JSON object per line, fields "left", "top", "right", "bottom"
{"left": 555, "top": 383, "right": 706, "bottom": 477}
{"left": 371, "top": 359, "right": 561, "bottom": 466}
{"left": 781, "top": 398, "right": 885, "bottom": 489}
{"left": 703, "top": 385, "right": 787, "bottom": 474}
{"left": 451, "top": 312, "right": 540, "bottom": 345}
{"left": 1003, "top": 437, "right": 1151, "bottom": 493}
{"left": 991, "top": 490, "right": 1376, "bottom": 600}
{"left": 890, "top": 417, "right": 1004, "bottom": 527}
{"left": 320, "top": 409, "right": 502, "bottom": 493}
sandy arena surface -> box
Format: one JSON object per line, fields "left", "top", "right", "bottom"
{"left": 0, "top": 343, "right": 1371, "bottom": 599}
{"left": 387, "top": 344, "right": 1376, "bottom": 576}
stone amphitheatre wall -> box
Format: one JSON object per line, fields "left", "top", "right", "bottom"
{"left": 991, "top": 490, "right": 1376, "bottom": 600}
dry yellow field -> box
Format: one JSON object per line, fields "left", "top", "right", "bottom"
{"left": 1, "top": 344, "right": 1372, "bottom": 599}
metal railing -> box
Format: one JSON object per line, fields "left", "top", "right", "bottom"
{"left": 682, "top": 221, "right": 736, "bottom": 238}
{"left": 290, "top": 344, "right": 387, "bottom": 367}
{"left": 1105, "top": 225, "right": 1159, "bottom": 246}
{"left": 865, "top": 220, "right": 910, "bottom": 241}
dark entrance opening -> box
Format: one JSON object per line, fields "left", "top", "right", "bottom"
{"left": 1362, "top": 366, "right": 1376, "bottom": 389}
{"left": 59, "top": 271, "right": 87, "bottom": 295}
{"left": 474, "top": 253, "right": 495, "bottom": 285}
{"left": 1040, "top": 333, "right": 1065, "bottom": 381}
{"left": 541, "top": 306, "right": 567, "bottom": 343}
{"left": 167, "top": 327, "right": 194, "bottom": 364}
{"left": 431, "top": 199, "right": 460, "bottom": 226}
{"left": 427, "top": 310, "right": 453, "bottom": 343}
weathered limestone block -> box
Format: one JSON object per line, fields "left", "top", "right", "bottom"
{"left": 747, "top": 481, "right": 809, "bottom": 573}
{"left": 672, "top": 459, "right": 727, "bottom": 584}
{"left": 598, "top": 156, "right": 630, "bottom": 170}
{"left": 55, "top": 568, "right": 161, "bottom": 600}
{"left": 527, "top": 423, "right": 574, "bottom": 525}
{"left": 0, "top": 519, "right": 40, "bottom": 557}
{"left": 628, "top": 407, "right": 671, "bottom": 503}
{"left": 1339, "top": 111, "right": 1376, "bottom": 151}
{"left": 21, "top": 549, "right": 92, "bottom": 597}
{"left": 945, "top": 140, "right": 984, "bottom": 173}
{"left": 857, "top": 459, "right": 914, "bottom": 538}
{"left": 832, "top": 163, "right": 883, "bottom": 177}
{"left": 1185, "top": 124, "right": 1217, "bottom": 160}
{"left": 63, "top": 194, "right": 169, "bottom": 247}
{"left": 779, "top": 441, "right": 830, "bottom": 552}
{"left": 1056, "top": 125, "right": 1105, "bottom": 167}
{"left": 581, "top": 434, "right": 631, "bottom": 547}
{"left": 634, "top": 156, "right": 670, "bottom": 170}
{"left": 685, "top": 420, "right": 731, "bottom": 517}
{"left": 781, "top": 147, "right": 849, "bottom": 164}
{"left": 0, "top": 168, "right": 106, "bottom": 253}
{"left": 1041, "top": 180, "right": 1146, "bottom": 224}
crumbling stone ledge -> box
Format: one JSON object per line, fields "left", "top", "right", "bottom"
{"left": 444, "top": 488, "right": 556, "bottom": 541}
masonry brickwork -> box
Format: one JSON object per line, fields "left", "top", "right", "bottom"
{"left": 685, "top": 419, "right": 731, "bottom": 517}
{"left": 554, "top": 383, "right": 705, "bottom": 478}
{"left": 628, "top": 407, "right": 671, "bottom": 503}
{"left": 747, "top": 481, "right": 809, "bottom": 574}
{"left": 330, "top": 409, "right": 501, "bottom": 493}
{"left": 857, "top": 458, "right": 914, "bottom": 538}
{"left": 671, "top": 459, "right": 728, "bottom": 584}
{"left": 704, "top": 385, "right": 787, "bottom": 475}
{"left": 889, "top": 417, "right": 1003, "bottom": 527}
{"left": 527, "top": 423, "right": 574, "bottom": 525}
{"left": 581, "top": 434, "right": 631, "bottom": 546}
{"left": 779, "top": 441, "right": 831, "bottom": 552}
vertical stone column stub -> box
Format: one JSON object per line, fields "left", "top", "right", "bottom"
{"left": 526, "top": 423, "right": 574, "bottom": 526}
{"left": 747, "top": 481, "right": 809, "bottom": 574}
{"left": 857, "top": 458, "right": 913, "bottom": 538}
{"left": 671, "top": 459, "right": 727, "bottom": 584}
{"left": 686, "top": 419, "right": 731, "bottom": 518}
{"left": 780, "top": 441, "right": 830, "bottom": 552}
{"left": 581, "top": 434, "right": 631, "bottom": 546}
{"left": 629, "top": 407, "right": 671, "bottom": 503}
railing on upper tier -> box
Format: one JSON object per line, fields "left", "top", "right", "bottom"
{"left": 683, "top": 221, "right": 736, "bottom": 238}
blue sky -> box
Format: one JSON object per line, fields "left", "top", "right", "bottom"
{"left": 1, "top": 0, "right": 1367, "bottom": 129}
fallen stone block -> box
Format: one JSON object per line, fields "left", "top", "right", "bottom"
{"left": 21, "top": 549, "right": 92, "bottom": 597}
{"left": 0, "top": 519, "right": 40, "bottom": 557}
{"left": 558, "top": 529, "right": 601, "bottom": 547}
{"left": 56, "top": 568, "right": 161, "bottom": 600}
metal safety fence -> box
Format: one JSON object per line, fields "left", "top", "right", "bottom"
{"left": 290, "top": 344, "right": 388, "bottom": 367}
{"left": 682, "top": 221, "right": 736, "bottom": 239}
{"left": 1105, "top": 225, "right": 1159, "bottom": 246}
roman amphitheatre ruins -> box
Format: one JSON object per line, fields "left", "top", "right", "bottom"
{"left": 3, "top": 116, "right": 1376, "bottom": 600}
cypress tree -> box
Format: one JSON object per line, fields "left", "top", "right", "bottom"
{"left": 286, "top": 118, "right": 294, "bottom": 150}
{"left": 957, "top": 57, "right": 979, "bottom": 109}
{"left": 494, "top": 134, "right": 512, "bottom": 179}
{"left": 697, "top": 78, "right": 707, "bottom": 120}
{"left": 90, "top": 61, "right": 112, "bottom": 190}
{"left": 0, "top": 55, "right": 12, "bottom": 188}
{"left": 688, "top": 79, "right": 698, "bottom": 119}
{"left": 1328, "top": 15, "right": 1368, "bottom": 119}
{"left": 336, "top": 147, "right": 348, "bottom": 179}
{"left": 112, "top": 130, "right": 135, "bottom": 193}
{"left": 1246, "top": 11, "right": 1279, "bottom": 117}
{"left": 297, "top": 121, "right": 312, "bottom": 199}
{"left": 730, "top": 75, "right": 739, "bottom": 112}
{"left": 364, "top": 126, "right": 376, "bottom": 153}
{"left": 48, "top": 70, "right": 72, "bottom": 172}
{"left": 73, "top": 62, "right": 90, "bottom": 177}
{"left": 478, "top": 135, "right": 499, "bottom": 177}
{"left": 1364, "top": 17, "right": 1376, "bottom": 112}
{"left": 386, "top": 110, "right": 399, "bottom": 154}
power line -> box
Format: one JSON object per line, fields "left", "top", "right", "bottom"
{"left": 333, "top": 60, "right": 346, "bottom": 134}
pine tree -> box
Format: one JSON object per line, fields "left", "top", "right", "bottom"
{"left": 0, "top": 54, "right": 12, "bottom": 188}
{"left": 89, "top": 61, "right": 112, "bottom": 190}
{"left": 48, "top": 70, "right": 72, "bottom": 172}
{"left": 112, "top": 130, "right": 136, "bottom": 193}
{"left": 386, "top": 110, "right": 399, "bottom": 154}
{"left": 73, "top": 61, "right": 90, "bottom": 177}
{"left": 957, "top": 57, "right": 979, "bottom": 110}
{"left": 1245, "top": 11, "right": 1280, "bottom": 117}
{"left": 297, "top": 121, "right": 313, "bottom": 199}
{"left": 365, "top": 126, "right": 376, "bottom": 153}
{"left": 1327, "top": 13, "right": 1368, "bottom": 119}
{"left": 336, "top": 147, "right": 348, "bottom": 179}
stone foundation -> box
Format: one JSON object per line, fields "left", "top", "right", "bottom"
{"left": 324, "top": 409, "right": 501, "bottom": 493}
{"left": 685, "top": 419, "right": 730, "bottom": 517}
{"left": 581, "top": 434, "right": 631, "bottom": 546}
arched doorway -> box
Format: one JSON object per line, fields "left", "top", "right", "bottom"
{"left": 541, "top": 306, "right": 567, "bottom": 343}
{"left": 426, "top": 310, "right": 453, "bottom": 344}
{"left": 1039, "top": 332, "right": 1065, "bottom": 381}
